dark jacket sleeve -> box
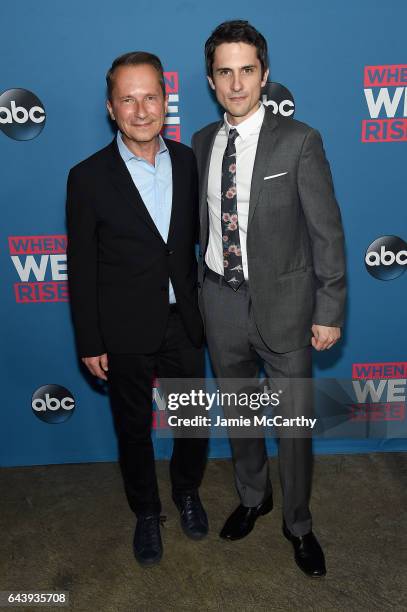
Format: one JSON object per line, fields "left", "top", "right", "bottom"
{"left": 297, "top": 129, "right": 346, "bottom": 327}
{"left": 191, "top": 132, "right": 197, "bottom": 155}
{"left": 190, "top": 147, "right": 200, "bottom": 246}
{"left": 66, "top": 168, "right": 105, "bottom": 357}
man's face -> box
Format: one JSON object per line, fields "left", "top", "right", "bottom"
{"left": 208, "top": 42, "right": 269, "bottom": 125}
{"left": 107, "top": 64, "right": 168, "bottom": 147}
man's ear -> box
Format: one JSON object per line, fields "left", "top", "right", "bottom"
{"left": 164, "top": 94, "right": 169, "bottom": 115}
{"left": 106, "top": 99, "right": 115, "bottom": 121}
{"left": 207, "top": 75, "right": 215, "bottom": 91}
{"left": 261, "top": 68, "right": 270, "bottom": 88}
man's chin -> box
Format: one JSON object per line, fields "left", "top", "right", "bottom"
{"left": 127, "top": 131, "right": 160, "bottom": 143}
{"left": 225, "top": 105, "right": 252, "bottom": 120}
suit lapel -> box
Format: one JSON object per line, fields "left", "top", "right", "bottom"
{"left": 248, "top": 109, "right": 279, "bottom": 226}
{"left": 165, "top": 138, "right": 182, "bottom": 248}
{"left": 107, "top": 138, "right": 165, "bottom": 243}
{"left": 199, "top": 121, "right": 222, "bottom": 248}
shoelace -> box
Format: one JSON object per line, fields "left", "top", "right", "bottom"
{"left": 181, "top": 496, "right": 200, "bottom": 519}
{"left": 140, "top": 514, "right": 167, "bottom": 545}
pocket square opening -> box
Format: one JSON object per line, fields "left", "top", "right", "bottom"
{"left": 264, "top": 172, "right": 288, "bottom": 180}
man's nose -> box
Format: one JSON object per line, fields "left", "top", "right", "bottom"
{"left": 134, "top": 101, "right": 147, "bottom": 118}
{"left": 231, "top": 72, "right": 243, "bottom": 91}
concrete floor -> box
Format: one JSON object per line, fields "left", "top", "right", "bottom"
{"left": 1, "top": 453, "right": 406, "bottom": 612}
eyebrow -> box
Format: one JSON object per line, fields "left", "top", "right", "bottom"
{"left": 215, "top": 64, "right": 257, "bottom": 72}
{"left": 118, "top": 93, "right": 159, "bottom": 99}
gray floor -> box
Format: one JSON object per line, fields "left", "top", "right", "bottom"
{"left": 1, "top": 453, "right": 406, "bottom": 612}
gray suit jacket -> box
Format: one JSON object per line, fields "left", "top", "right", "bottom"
{"left": 192, "top": 107, "right": 346, "bottom": 353}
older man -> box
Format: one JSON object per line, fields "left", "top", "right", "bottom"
{"left": 66, "top": 51, "right": 208, "bottom": 566}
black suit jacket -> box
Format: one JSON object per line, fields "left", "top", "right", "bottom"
{"left": 66, "top": 137, "right": 203, "bottom": 357}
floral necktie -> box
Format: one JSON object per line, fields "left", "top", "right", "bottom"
{"left": 221, "top": 128, "right": 244, "bottom": 290}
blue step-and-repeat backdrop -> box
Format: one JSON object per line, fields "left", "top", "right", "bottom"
{"left": 1, "top": 0, "right": 406, "bottom": 466}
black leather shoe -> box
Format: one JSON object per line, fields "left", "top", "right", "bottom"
{"left": 133, "top": 514, "right": 164, "bottom": 566}
{"left": 173, "top": 492, "right": 208, "bottom": 540}
{"left": 283, "top": 521, "right": 326, "bottom": 577}
{"left": 219, "top": 494, "right": 273, "bottom": 541}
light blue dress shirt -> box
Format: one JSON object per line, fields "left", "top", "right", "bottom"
{"left": 116, "top": 131, "right": 176, "bottom": 303}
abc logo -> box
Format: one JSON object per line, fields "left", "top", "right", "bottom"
{"left": 32, "top": 385, "right": 75, "bottom": 424}
{"left": 365, "top": 235, "right": 407, "bottom": 280}
{"left": 0, "top": 88, "right": 46, "bottom": 141}
{"left": 261, "top": 82, "right": 295, "bottom": 117}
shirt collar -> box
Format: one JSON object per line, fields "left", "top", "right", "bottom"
{"left": 116, "top": 131, "right": 168, "bottom": 162}
{"left": 223, "top": 102, "right": 265, "bottom": 142}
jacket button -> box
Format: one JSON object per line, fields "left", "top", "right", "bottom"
{"left": 197, "top": 282, "right": 201, "bottom": 289}
{"left": 167, "top": 249, "right": 174, "bottom": 255}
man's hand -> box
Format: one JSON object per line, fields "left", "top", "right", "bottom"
{"left": 82, "top": 353, "right": 109, "bottom": 380}
{"left": 311, "top": 325, "right": 341, "bottom": 351}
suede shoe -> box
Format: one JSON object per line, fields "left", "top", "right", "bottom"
{"left": 219, "top": 493, "right": 273, "bottom": 540}
{"left": 283, "top": 520, "right": 326, "bottom": 577}
{"left": 173, "top": 492, "right": 208, "bottom": 540}
{"left": 133, "top": 514, "right": 164, "bottom": 566}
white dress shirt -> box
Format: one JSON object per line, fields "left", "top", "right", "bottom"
{"left": 206, "top": 102, "right": 265, "bottom": 280}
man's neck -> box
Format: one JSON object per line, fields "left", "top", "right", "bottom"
{"left": 122, "top": 135, "right": 160, "bottom": 166}
{"left": 225, "top": 102, "right": 261, "bottom": 127}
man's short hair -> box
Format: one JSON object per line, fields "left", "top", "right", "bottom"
{"left": 205, "top": 20, "right": 269, "bottom": 79}
{"left": 106, "top": 51, "right": 166, "bottom": 99}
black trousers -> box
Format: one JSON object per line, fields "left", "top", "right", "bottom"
{"left": 108, "top": 309, "right": 208, "bottom": 517}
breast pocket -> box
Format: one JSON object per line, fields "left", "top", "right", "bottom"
{"left": 260, "top": 172, "right": 293, "bottom": 206}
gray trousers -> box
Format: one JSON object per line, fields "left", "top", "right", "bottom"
{"left": 202, "top": 273, "right": 313, "bottom": 537}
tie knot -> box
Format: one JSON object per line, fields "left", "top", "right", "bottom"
{"left": 228, "top": 128, "right": 238, "bottom": 143}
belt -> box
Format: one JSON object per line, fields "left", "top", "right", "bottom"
{"left": 204, "top": 266, "right": 248, "bottom": 289}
